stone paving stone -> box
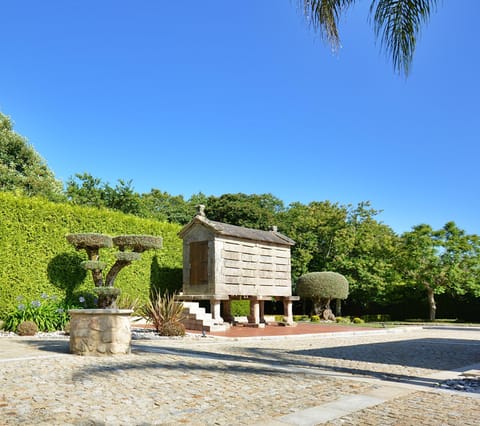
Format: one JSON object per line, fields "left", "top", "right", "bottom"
{"left": 323, "top": 391, "right": 480, "bottom": 426}
{"left": 0, "top": 329, "right": 479, "bottom": 425}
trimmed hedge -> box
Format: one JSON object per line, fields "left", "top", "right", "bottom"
{"left": 0, "top": 192, "right": 183, "bottom": 316}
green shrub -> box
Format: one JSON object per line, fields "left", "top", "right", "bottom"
{"left": 0, "top": 192, "right": 182, "bottom": 316}
{"left": 293, "top": 315, "right": 310, "bottom": 322}
{"left": 310, "top": 315, "right": 320, "bottom": 322}
{"left": 361, "top": 314, "right": 391, "bottom": 322}
{"left": 230, "top": 300, "right": 250, "bottom": 316}
{"left": 17, "top": 320, "right": 38, "bottom": 336}
{"left": 274, "top": 315, "right": 285, "bottom": 322}
{"left": 3, "top": 295, "right": 75, "bottom": 332}
{"left": 335, "top": 316, "right": 351, "bottom": 324}
{"left": 0, "top": 320, "right": 5, "bottom": 330}
{"left": 352, "top": 317, "right": 365, "bottom": 324}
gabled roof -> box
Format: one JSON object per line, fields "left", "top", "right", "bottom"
{"left": 178, "top": 215, "right": 295, "bottom": 246}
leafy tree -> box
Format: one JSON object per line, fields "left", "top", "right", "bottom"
{"left": 65, "top": 173, "right": 106, "bottom": 208}
{"left": 278, "top": 201, "right": 349, "bottom": 281}
{"left": 0, "top": 113, "right": 63, "bottom": 201}
{"left": 66, "top": 173, "right": 142, "bottom": 215}
{"left": 398, "top": 222, "right": 480, "bottom": 320}
{"left": 104, "top": 179, "right": 142, "bottom": 215}
{"left": 300, "top": 0, "right": 438, "bottom": 76}
{"left": 205, "top": 193, "right": 284, "bottom": 230}
{"left": 139, "top": 189, "right": 195, "bottom": 224}
{"left": 279, "top": 201, "right": 399, "bottom": 307}
{"left": 330, "top": 203, "right": 401, "bottom": 306}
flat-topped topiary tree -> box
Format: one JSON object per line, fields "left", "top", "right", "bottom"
{"left": 66, "top": 233, "right": 162, "bottom": 308}
{"left": 296, "top": 271, "right": 349, "bottom": 321}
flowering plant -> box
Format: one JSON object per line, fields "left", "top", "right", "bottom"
{"left": 3, "top": 294, "right": 80, "bottom": 332}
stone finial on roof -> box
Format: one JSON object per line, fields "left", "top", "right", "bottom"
{"left": 196, "top": 204, "right": 206, "bottom": 217}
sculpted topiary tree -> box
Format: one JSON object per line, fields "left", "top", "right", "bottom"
{"left": 296, "top": 271, "right": 349, "bottom": 321}
{"left": 66, "top": 233, "right": 162, "bottom": 308}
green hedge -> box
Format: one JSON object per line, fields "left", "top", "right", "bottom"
{"left": 0, "top": 192, "right": 183, "bottom": 316}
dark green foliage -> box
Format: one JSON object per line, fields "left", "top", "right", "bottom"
{"left": 0, "top": 192, "right": 183, "bottom": 316}
{"left": 361, "top": 314, "right": 391, "bottom": 322}
{"left": 230, "top": 300, "right": 250, "bottom": 316}
{"left": 205, "top": 193, "right": 284, "bottom": 230}
{"left": 16, "top": 320, "right": 38, "bottom": 336}
{"left": 297, "top": 272, "right": 349, "bottom": 300}
{"left": 149, "top": 256, "right": 183, "bottom": 295}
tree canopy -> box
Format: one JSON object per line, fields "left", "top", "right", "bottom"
{"left": 0, "top": 113, "right": 63, "bottom": 201}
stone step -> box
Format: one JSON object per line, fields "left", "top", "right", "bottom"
{"left": 180, "top": 301, "right": 229, "bottom": 332}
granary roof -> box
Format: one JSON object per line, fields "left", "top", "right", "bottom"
{"left": 178, "top": 212, "right": 295, "bottom": 246}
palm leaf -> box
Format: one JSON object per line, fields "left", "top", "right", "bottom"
{"left": 301, "top": 0, "right": 357, "bottom": 50}
{"left": 370, "top": 0, "right": 437, "bottom": 75}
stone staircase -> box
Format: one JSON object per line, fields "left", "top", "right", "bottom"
{"left": 180, "top": 301, "right": 230, "bottom": 332}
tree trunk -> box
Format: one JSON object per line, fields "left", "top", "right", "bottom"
{"left": 313, "top": 298, "right": 335, "bottom": 320}
{"left": 335, "top": 299, "right": 342, "bottom": 316}
{"left": 105, "top": 260, "right": 131, "bottom": 287}
{"left": 426, "top": 285, "right": 436, "bottom": 321}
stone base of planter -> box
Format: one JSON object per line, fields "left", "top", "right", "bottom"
{"left": 69, "top": 309, "right": 133, "bottom": 356}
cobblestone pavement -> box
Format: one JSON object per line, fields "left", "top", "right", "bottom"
{"left": 0, "top": 327, "right": 479, "bottom": 425}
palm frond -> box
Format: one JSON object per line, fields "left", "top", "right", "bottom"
{"left": 301, "top": 0, "right": 357, "bottom": 50}
{"left": 369, "top": 0, "right": 438, "bottom": 75}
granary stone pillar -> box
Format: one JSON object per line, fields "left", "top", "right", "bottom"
{"left": 248, "top": 297, "right": 260, "bottom": 324}
{"left": 283, "top": 298, "right": 294, "bottom": 325}
{"left": 259, "top": 300, "right": 265, "bottom": 323}
{"left": 211, "top": 299, "right": 224, "bottom": 324}
{"left": 222, "top": 299, "right": 234, "bottom": 322}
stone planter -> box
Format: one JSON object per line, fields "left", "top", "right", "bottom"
{"left": 69, "top": 309, "right": 133, "bottom": 356}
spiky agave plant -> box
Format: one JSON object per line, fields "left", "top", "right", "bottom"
{"left": 140, "top": 291, "right": 186, "bottom": 336}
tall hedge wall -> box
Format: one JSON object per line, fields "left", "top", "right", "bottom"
{"left": 0, "top": 192, "right": 183, "bottom": 315}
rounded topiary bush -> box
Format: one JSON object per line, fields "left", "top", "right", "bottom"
{"left": 115, "top": 252, "right": 142, "bottom": 262}
{"left": 112, "top": 235, "right": 163, "bottom": 252}
{"left": 297, "top": 271, "right": 349, "bottom": 320}
{"left": 81, "top": 260, "right": 107, "bottom": 271}
{"left": 17, "top": 320, "right": 38, "bottom": 336}
{"left": 66, "top": 233, "right": 113, "bottom": 249}
{"left": 297, "top": 272, "right": 349, "bottom": 300}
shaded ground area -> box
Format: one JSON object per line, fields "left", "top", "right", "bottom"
{"left": 1, "top": 328, "right": 479, "bottom": 425}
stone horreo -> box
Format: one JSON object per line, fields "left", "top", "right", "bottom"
{"left": 177, "top": 205, "right": 298, "bottom": 330}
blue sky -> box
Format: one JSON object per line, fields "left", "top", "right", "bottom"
{"left": 1, "top": 1, "right": 478, "bottom": 235}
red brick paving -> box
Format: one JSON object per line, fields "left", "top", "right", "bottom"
{"left": 191, "top": 322, "right": 376, "bottom": 338}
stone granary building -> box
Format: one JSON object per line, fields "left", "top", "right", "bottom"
{"left": 177, "top": 206, "right": 298, "bottom": 329}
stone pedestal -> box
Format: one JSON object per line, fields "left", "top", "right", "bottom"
{"left": 69, "top": 309, "right": 133, "bottom": 356}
